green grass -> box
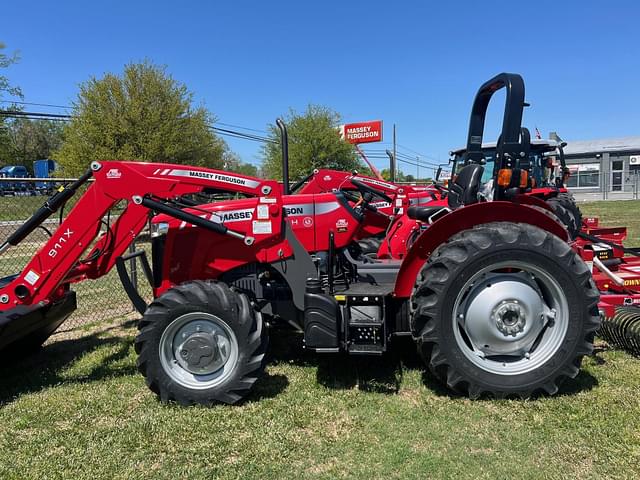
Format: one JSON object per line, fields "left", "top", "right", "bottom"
{"left": 0, "top": 200, "right": 639, "bottom": 479}
{"left": 579, "top": 199, "right": 640, "bottom": 245}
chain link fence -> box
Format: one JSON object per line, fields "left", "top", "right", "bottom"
{"left": 0, "top": 178, "right": 151, "bottom": 337}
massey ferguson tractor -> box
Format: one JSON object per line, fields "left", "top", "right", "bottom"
{"left": 0, "top": 73, "right": 609, "bottom": 405}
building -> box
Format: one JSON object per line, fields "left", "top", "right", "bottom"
{"left": 550, "top": 133, "right": 640, "bottom": 193}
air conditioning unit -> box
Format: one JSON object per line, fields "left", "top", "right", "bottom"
{"left": 631, "top": 155, "right": 640, "bottom": 165}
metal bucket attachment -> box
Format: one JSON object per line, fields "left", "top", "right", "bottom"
{"left": 0, "top": 290, "right": 77, "bottom": 352}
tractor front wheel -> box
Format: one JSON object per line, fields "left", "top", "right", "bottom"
{"left": 411, "top": 222, "right": 600, "bottom": 398}
{"left": 135, "top": 280, "right": 268, "bottom": 405}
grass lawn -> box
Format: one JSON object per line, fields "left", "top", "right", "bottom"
{"left": 0, "top": 200, "right": 639, "bottom": 479}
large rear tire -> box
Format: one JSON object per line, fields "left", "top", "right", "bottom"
{"left": 411, "top": 222, "right": 600, "bottom": 398}
{"left": 546, "top": 196, "right": 579, "bottom": 239}
{"left": 135, "top": 280, "right": 268, "bottom": 405}
{"left": 555, "top": 192, "right": 583, "bottom": 233}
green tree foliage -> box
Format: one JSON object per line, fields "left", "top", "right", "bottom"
{"left": 261, "top": 104, "right": 361, "bottom": 181}
{"left": 55, "top": 61, "right": 228, "bottom": 176}
{"left": 223, "top": 151, "right": 259, "bottom": 177}
{"left": 6, "top": 118, "right": 64, "bottom": 170}
{"left": 380, "top": 168, "right": 428, "bottom": 184}
{"left": 0, "top": 42, "right": 23, "bottom": 166}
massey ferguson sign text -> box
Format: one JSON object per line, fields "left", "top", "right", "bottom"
{"left": 341, "top": 120, "right": 383, "bottom": 144}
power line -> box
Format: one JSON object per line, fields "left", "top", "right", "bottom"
{"left": 0, "top": 109, "right": 278, "bottom": 144}
{"left": 0, "top": 100, "right": 72, "bottom": 110}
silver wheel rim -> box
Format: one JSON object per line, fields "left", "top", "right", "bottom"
{"left": 452, "top": 260, "right": 569, "bottom": 375}
{"left": 159, "top": 312, "right": 239, "bottom": 389}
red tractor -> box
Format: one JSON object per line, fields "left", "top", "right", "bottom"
{"left": 0, "top": 73, "right": 607, "bottom": 405}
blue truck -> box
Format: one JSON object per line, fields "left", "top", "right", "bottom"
{"left": 0, "top": 165, "right": 32, "bottom": 196}
{"left": 33, "top": 159, "right": 57, "bottom": 193}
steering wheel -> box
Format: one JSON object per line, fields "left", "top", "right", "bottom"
{"left": 341, "top": 178, "right": 394, "bottom": 217}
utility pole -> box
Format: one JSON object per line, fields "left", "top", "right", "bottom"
{"left": 393, "top": 124, "right": 397, "bottom": 181}
{"left": 416, "top": 156, "right": 420, "bottom": 182}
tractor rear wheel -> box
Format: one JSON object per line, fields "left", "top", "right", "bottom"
{"left": 555, "top": 192, "right": 583, "bottom": 233}
{"left": 135, "top": 280, "right": 268, "bottom": 405}
{"left": 411, "top": 222, "right": 600, "bottom": 398}
{"left": 546, "top": 196, "right": 579, "bottom": 239}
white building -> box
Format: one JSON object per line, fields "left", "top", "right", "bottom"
{"left": 551, "top": 133, "right": 640, "bottom": 193}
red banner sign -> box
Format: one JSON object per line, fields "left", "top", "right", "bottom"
{"left": 340, "top": 120, "right": 383, "bottom": 144}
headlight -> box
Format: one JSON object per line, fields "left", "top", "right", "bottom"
{"left": 151, "top": 222, "right": 169, "bottom": 238}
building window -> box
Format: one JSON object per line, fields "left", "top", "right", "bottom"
{"left": 567, "top": 164, "right": 600, "bottom": 188}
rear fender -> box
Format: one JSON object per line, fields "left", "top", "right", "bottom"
{"left": 513, "top": 193, "right": 554, "bottom": 212}
{"left": 393, "top": 201, "right": 568, "bottom": 298}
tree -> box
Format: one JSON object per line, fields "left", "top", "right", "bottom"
{"left": 55, "top": 61, "right": 229, "bottom": 176}
{"left": 7, "top": 118, "right": 64, "bottom": 169}
{"left": 261, "top": 104, "right": 361, "bottom": 181}
{"left": 223, "top": 151, "right": 259, "bottom": 177}
{"left": 380, "top": 168, "right": 422, "bottom": 184}
{"left": 0, "top": 42, "right": 23, "bottom": 166}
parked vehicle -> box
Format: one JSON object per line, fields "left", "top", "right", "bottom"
{"left": 0, "top": 73, "right": 607, "bottom": 406}
{"left": 0, "top": 165, "right": 33, "bottom": 196}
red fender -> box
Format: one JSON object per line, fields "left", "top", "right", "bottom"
{"left": 392, "top": 201, "right": 569, "bottom": 298}
{"left": 512, "top": 193, "right": 554, "bottom": 212}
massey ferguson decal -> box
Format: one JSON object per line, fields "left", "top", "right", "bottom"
{"left": 159, "top": 169, "right": 261, "bottom": 189}
{"left": 340, "top": 121, "right": 383, "bottom": 144}
{"left": 284, "top": 204, "right": 314, "bottom": 216}
{"left": 353, "top": 176, "right": 397, "bottom": 190}
{"left": 106, "top": 168, "right": 122, "bottom": 179}
{"left": 210, "top": 208, "right": 254, "bottom": 223}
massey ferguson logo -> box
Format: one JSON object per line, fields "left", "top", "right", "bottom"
{"left": 284, "top": 206, "right": 304, "bottom": 216}
{"left": 48, "top": 229, "right": 74, "bottom": 258}
{"left": 106, "top": 168, "right": 122, "bottom": 179}
{"left": 210, "top": 209, "right": 254, "bottom": 223}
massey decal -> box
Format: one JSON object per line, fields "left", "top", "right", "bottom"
{"left": 211, "top": 209, "right": 254, "bottom": 223}
{"left": 165, "top": 169, "right": 260, "bottom": 188}
{"left": 106, "top": 168, "right": 122, "bottom": 179}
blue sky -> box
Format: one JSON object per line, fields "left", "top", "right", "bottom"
{"left": 2, "top": 0, "right": 639, "bottom": 176}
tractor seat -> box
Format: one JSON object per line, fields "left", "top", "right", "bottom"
{"left": 407, "top": 206, "right": 448, "bottom": 223}
{"left": 448, "top": 164, "right": 484, "bottom": 209}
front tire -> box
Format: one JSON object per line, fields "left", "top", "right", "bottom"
{"left": 135, "top": 280, "right": 268, "bottom": 405}
{"left": 411, "top": 222, "right": 600, "bottom": 398}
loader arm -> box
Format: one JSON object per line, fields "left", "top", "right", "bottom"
{"left": 0, "top": 160, "right": 282, "bottom": 310}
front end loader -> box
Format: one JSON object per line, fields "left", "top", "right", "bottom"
{"left": 0, "top": 72, "right": 618, "bottom": 405}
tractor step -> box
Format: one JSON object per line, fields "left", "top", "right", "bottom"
{"left": 344, "top": 292, "right": 387, "bottom": 355}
